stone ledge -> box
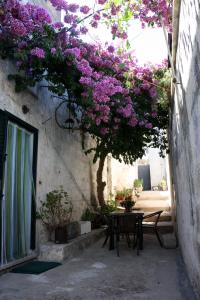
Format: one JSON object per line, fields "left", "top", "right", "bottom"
{"left": 39, "top": 228, "right": 105, "bottom": 262}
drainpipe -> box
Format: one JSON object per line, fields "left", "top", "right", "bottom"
{"left": 167, "top": 0, "right": 181, "bottom": 243}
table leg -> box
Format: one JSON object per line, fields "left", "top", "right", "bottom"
{"left": 139, "top": 219, "right": 143, "bottom": 250}
{"left": 109, "top": 218, "right": 115, "bottom": 250}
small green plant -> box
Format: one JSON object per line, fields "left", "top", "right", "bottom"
{"left": 81, "top": 208, "right": 96, "bottom": 222}
{"left": 115, "top": 188, "right": 133, "bottom": 201}
{"left": 123, "top": 188, "right": 133, "bottom": 199}
{"left": 115, "top": 189, "right": 125, "bottom": 200}
{"left": 99, "top": 199, "right": 117, "bottom": 216}
{"left": 38, "top": 186, "right": 73, "bottom": 241}
{"left": 133, "top": 179, "right": 143, "bottom": 189}
{"left": 158, "top": 178, "right": 167, "bottom": 191}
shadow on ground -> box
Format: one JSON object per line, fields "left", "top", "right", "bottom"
{"left": 0, "top": 235, "right": 198, "bottom": 300}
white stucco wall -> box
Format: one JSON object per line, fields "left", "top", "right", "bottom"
{"left": 0, "top": 59, "right": 100, "bottom": 243}
{"left": 147, "top": 148, "right": 167, "bottom": 188}
{"left": 111, "top": 159, "right": 138, "bottom": 192}
{"left": 172, "top": 0, "right": 200, "bottom": 291}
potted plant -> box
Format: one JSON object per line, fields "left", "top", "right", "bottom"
{"left": 115, "top": 189, "right": 125, "bottom": 203}
{"left": 158, "top": 178, "right": 167, "bottom": 191}
{"left": 133, "top": 179, "right": 143, "bottom": 193}
{"left": 38, "top": 186, "right": 73, "bottom": 243}
{"left": 120, "top": 197, "right": 136, "bottom": 213}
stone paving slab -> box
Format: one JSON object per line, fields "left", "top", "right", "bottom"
{"left": 0, "top": 235, "right": 198, "bottom": 300}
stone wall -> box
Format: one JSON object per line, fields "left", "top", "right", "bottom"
{"left": 171, "top": 0, "right": 200, "bottom": 291}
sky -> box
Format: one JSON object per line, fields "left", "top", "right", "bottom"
{"left": 66, "top": 0, "right": 168, "bottom": 65}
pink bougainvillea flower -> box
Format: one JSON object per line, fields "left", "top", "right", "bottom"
{"left": 80, "top": 5, "right": 90, "bottom": 14}
{"left": 31, "top": 47, "right": 45, "bottom": 58}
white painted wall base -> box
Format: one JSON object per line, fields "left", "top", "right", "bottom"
{"left": 79, "top": 221, "right": 91, "bottom": 235}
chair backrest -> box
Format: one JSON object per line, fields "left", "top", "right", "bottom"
{"left": 143, "top": 210, "right": 163, "bottom": 227}
{"left": 116, "top": 214, "right": 138, "bottom": 234}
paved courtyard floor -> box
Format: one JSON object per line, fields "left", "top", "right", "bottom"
{"left": 0, "top": 235, "right": 198, "bottom": 300}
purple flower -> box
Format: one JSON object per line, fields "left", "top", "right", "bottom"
{"left": 64, "top": 14, "right": 77, "bottom": 24}
{"left": 151, "top": 111, "right": 157, "bottom": 118}
{"left": 80, "top": 26, "right": 88, "bottom": 34}
{"left": 18, "top": 41, "right": 27, "bottom": 49}
{"left": 80, "top": 5, "right": 90, "bottom": 14}
{"left": 53, "top": 22, "right": 64, "bottom": 29}
{"left": 100, "top": 128, "right": 109, "bottom": 135}
{"left": 68, "top": 3, "right": 79, "bottom": 13}
{"left": 93, "top": 14, "right": 101, "bottom": 21}
{"left": 91, "top": 20, "right": 98, "bottom": 28}
{"left": 64, "top": 47, "right": 81, "bottom": 59}
{"left": 98, "top": 0, "right": 107, "bottom": 4}
{"left": 31, "top": 47, "right": 45, "bottom": 58}
{"left": 145, "top": 123, "right": 153, "bottom": 129}
{"left": 149, "top": 87, "right": 157, "bottom": 98}
{"left": 107, "top": 45, "right": 115, "bottom": 53}
{"left": 51, "top": 48, "right": 56, "bottom": 55}
{"left": 33, "top": 7, "right": 52, "bottom": 24}
{"left": 11, "top": 19, "right": 27, "bottom": 36}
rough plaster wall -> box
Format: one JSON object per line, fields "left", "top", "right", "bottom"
{"left": 172, "top": 0, "right": 200, "bottom": 291}
{"left": 111, "top": 159, "right": 138, "bottom": 192}
{"left": 0, "top": 0, "right": 103, "bottom": 245}
{"left": 148, "top": 148, "right": 167, "bottom": 187}
{"left": 0, "top": 59, "right": 99, "bottom": 243}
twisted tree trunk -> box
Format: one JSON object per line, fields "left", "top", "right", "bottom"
{"left": 96, "top": 154, "right": 107, "bottom": 207}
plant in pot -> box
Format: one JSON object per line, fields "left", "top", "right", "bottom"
{"left": 120, "top": 196, "right": 136, "bottom": 213}
{"left": 115, "top": 189, "right": 125, "bottom": 203}
{"left": 81, "top": 207, "right": 103, "bottom": 229}
{"left": 158, "top": 178, "right": 167, "bottom": 191}
{"left": 38, "top": 186, "right": 73, "bottom": 243}
{"left": 133, "top": 179, "right": 143, "bottom": 193}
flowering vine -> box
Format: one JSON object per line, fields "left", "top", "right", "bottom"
{"left": 0, "top": 0, "right": 171, "bottom": 206}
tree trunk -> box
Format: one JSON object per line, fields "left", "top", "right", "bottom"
{"left": 96, "top": 154, "right": 107, "bottom": 207}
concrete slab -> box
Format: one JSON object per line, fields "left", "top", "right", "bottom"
{"left": 39, "top": 229, "right": 105, "bottom": 262}
{"left": 0, "top": 235, "right": 198, "bottom": 300}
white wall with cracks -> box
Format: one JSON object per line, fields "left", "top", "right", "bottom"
{"left": 171, "top": 0, "right": 200, "bottom": 293}
{"left": 0, "top": 58, "right": 101, "bottom": 243}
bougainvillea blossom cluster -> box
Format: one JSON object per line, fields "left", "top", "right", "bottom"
{"left": 0, "top": 0, "right": 170, "bottom": 159}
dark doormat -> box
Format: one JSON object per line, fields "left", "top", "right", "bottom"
{"left": 11, "top": 261, "right": 61, "bottom": 274}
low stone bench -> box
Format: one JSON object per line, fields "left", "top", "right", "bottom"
{"left": 39, "top": 228, "right": 105, "bottom": 262}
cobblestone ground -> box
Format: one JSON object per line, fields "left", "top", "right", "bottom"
{"left": 0, "top": 235, "right": 198, "bottom": 300}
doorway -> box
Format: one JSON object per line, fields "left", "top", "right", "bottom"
{"left": 138, "top": 165, "right": 151, "bottom": 191}
{"left": 0, "top": 111, "right": 38, "bottom": 267}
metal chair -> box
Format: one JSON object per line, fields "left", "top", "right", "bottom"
{"left": 102, "top": 215, "right": 112, "bottom": 248}
{"left": 142, "top": 210, "right": 163, "bottom": 247}
{"left": 114, "top": 214, "right": 140, "bottom": 256}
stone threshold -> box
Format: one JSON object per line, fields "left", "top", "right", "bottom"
{"left": 39, "top": 228, "right": 105, "bottom": 262}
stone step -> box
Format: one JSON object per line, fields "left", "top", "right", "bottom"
{"left": 134, "top": 200, "right": 171, "bottom": 212}
{"left": 158, "top": 221, "right": 174, "bottom": 234}
{"left": 137, "top": 191, "right": 170, "bottom": 201}
{"left": 143, "top": 221, "right": 174, "bottom": 234}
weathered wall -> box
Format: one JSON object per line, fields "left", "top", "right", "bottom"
{"left": 111, "top": 159, "right": 138, "bottom": 193}
{"left": 148, "top": 148, "right": 167, "bottom": 188}
{"left": 0, "top": 59, "right": 100, "bottom": 243}
{"left": 0, "top": 0, "right": 101, "bottom": 244}
{"left": 171, "top": 0, "right": 200, "bottom": 291}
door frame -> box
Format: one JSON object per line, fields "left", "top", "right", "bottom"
{"left": 0, "top": 109, "right": 38, "bottom": 258}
